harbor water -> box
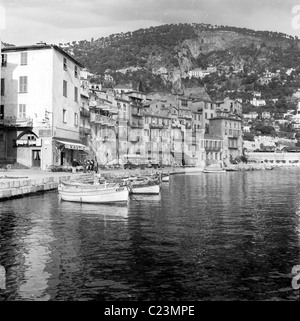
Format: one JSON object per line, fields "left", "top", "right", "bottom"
{"left": 0, "top": 169, "right": 300, "bottom": 301}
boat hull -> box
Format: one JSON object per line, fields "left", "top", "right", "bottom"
{"left": 131, "top": 184, "right": 160, "bottom": 194}
{"left": 58, "top": 185, "right": 129, "bottom": 204}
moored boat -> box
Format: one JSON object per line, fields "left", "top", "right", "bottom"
{"left": 125, "top": 176, "right": 161, "bottom": 194}
{"left": 58, "top": 181, "right": 129, "bottom": 204}
{"left": 161, "top": 174, "right": 170, "bottom": 182}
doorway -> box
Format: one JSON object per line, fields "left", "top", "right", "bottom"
{"left": 32, "top": 150, "right": 41, "bottom": 167}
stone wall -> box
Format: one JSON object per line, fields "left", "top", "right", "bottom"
{"left": 246, "top": 152, "right": 300, "bottom": 165}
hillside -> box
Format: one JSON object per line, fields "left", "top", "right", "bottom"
{"left": 61, "top": 23, "right": 300, "bottom": 99}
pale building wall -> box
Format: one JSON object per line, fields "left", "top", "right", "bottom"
{"left": 1, "top": 49, "right": 53, "bottom": 123}
{"left": 52, "top": 49, "right": 81, "bottom": 141}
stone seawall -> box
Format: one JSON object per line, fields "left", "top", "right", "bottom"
{"left": 0, "top": 173, "right": 94, "bottom": 201}
{"left": 0, "top": 167, "right": 205, "bottom": 201}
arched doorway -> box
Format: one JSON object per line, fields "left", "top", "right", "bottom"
{"left": 15, "top": 130, "right": 41, "bottom": 168}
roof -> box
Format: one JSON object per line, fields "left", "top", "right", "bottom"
{"left": 2, "top": 43, "right": 84, "bottom": 67}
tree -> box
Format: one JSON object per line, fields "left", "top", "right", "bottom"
{"left": 260, "top": 125, "right": 276, "bottom": 136}
{"left": 243, "top": 132, "right": 255, "bottom": 141}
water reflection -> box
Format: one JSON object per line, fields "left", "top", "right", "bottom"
{"left": 58, "top": 200, "right": 129, "bottom": 221}
{"left": 0, "top": 170, "right": 300, "bottom": 300}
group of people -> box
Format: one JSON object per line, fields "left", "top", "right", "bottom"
{"left": 72, "top": 158, "right": 99, "bottom": 173}
{"left": 84, "top": 159, "right": 98, "bottom": 173}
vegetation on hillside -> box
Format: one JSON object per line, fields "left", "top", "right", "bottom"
{"left": 61, "top": 23, "right": 300, "bottom": 99}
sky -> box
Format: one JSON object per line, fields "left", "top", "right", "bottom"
{"left": 1, "top": 0, "right": 300, "bottom": 45}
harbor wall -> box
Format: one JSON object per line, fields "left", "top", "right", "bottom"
{"left": 0, "top": 173, "right": 93, "bottom": 201}
{"left": 0, "top": 167, "right": 205, "bottom": 201}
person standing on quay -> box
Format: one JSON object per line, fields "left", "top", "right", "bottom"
{"left": 94, "top": 159, "right": 99, "bottom": 174}
{"left": 90, "top": 159, "right": 94, "bottom": 172}
{"left": 72, "top": 159, "right": 79, "bottom": 174}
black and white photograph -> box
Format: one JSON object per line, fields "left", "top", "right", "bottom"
{"left": 0, "top": 0, "right": 300, "bottom": 306}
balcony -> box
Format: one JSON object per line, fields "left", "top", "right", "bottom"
{"left": 171, "top": 122, "right": 181, "bottom": 128}
{"left": 130, "top": 120, "right": 144, "bottom": 128}
{"left": 150, "top": 123, "right": 164, "bottom": 129}
{"left": 130, "top": 101, "right": 144, "bottom": 108}
{"left": 97, "top": 103, "right": 118, "bottom": 114}
{"left": 80, "top": 108, "right": 90, "bottom": 117}
{"left": 180, "top": 114, "right": 193, "bottom": 120}
{"left": 162, "top": 137, "right": 170, "bottom": 143}
{"left": 131, "top": 110, "right": 144, "bottom": 117}
{"left": 0, "top": 116, "right": 33, "bottom": 127}
{"left": 205, "top": 146, "right": 222, "bottom": 152}
{"left": 79, "top": 127, "right": 91, "bottom": 136}
{"left": 90, "top": 113, "right": 116, "bottom": 126}
{"left": 129, "top": 135, "right": 140, "bottom": 143}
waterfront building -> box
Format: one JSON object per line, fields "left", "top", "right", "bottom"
{"left": 201, "top": 134, "right": 224, "bottom": 165}
{"left": 79, "top": 69, "right": 91, "bottom": 163}
{"left": 0, "top": 43, "right": 86, "bottom": 170}
{"left": 126, "top": 91, "right": 145, "bottom": 161}
{"left": 0, "top": 43, "right": 6, "bottom": 159}
{"left": 208, "top": 115, "right": 243, "bottom": 163}
{"left": 88, "top": 91, "right": 118, "bottom": 164}
{"left": 143, "top": 99, "right": 172, "bottom": 165}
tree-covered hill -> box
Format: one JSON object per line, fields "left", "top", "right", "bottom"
{"left": 61, "top": 23, "right": 300, "bottom": 97}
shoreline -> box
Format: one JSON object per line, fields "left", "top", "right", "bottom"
{"left": 1, "top": 164, "right": 300, "bottom": 201}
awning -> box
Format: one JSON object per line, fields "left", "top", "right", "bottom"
{"left": 54, "top": 139, "right": 88, "bottom": 151}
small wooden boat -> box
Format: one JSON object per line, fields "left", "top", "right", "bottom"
{"left": 125, "top": 176, "right": 161, "bottom": 194}
{"left": 58, "top": 181, "right": 129, "bottom": 204}
{"left": 161, "top": 174, "right": 170, "bottom": 182}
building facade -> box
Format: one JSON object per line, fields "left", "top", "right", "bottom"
{"left": 208, "top": 116, "right": 243, "bottom": 164}
{"left": 0, "top": 44, "right": 86, "bottom": 170}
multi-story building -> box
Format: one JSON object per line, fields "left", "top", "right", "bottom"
{"left": 201, "top": 134, "right": 224, "bottom": 165}
{"left": 0, "top": 43, "right": 86, "bottom": 169}
{"left": 216, "top": 97, "right": 243, "bottom": 116}
{"left": 143, "top": 99, "right": 172, "bottom": 165}
{"left": 250, "top": 97, "right": 266, "bottom": 107}
{"left": 88, "top": 91, "right": 119, "bottom": 164}
{"left": 79, "top": 69, "right": 91, "bottom": 163}
{"left": 208, "top": 115, "right": 243, "bottom": 164}
{"left": 190, "top": 99, "right": 217, "bottom": 128}
{"left": 0, "top": 43, "right": 2, "bottom": 149}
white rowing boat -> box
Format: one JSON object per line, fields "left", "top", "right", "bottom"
{"left": 58, "top": 181, "right": 129, "bottom": 204}
{"left": 124, "top": 176, "right": 161, "bottom": 194}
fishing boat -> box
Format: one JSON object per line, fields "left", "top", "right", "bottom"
{"left": 58, "top": 181, "right": 129, "bottom": 204}
{"left": 161, "top": 174, "right": 170, "bottom": 182}
{"left": 126, "top": 176, "right": 161, "bottom": 194}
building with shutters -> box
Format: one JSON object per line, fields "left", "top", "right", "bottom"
{"left": 0, "top": 43, "right": 87, "bottom": 170}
